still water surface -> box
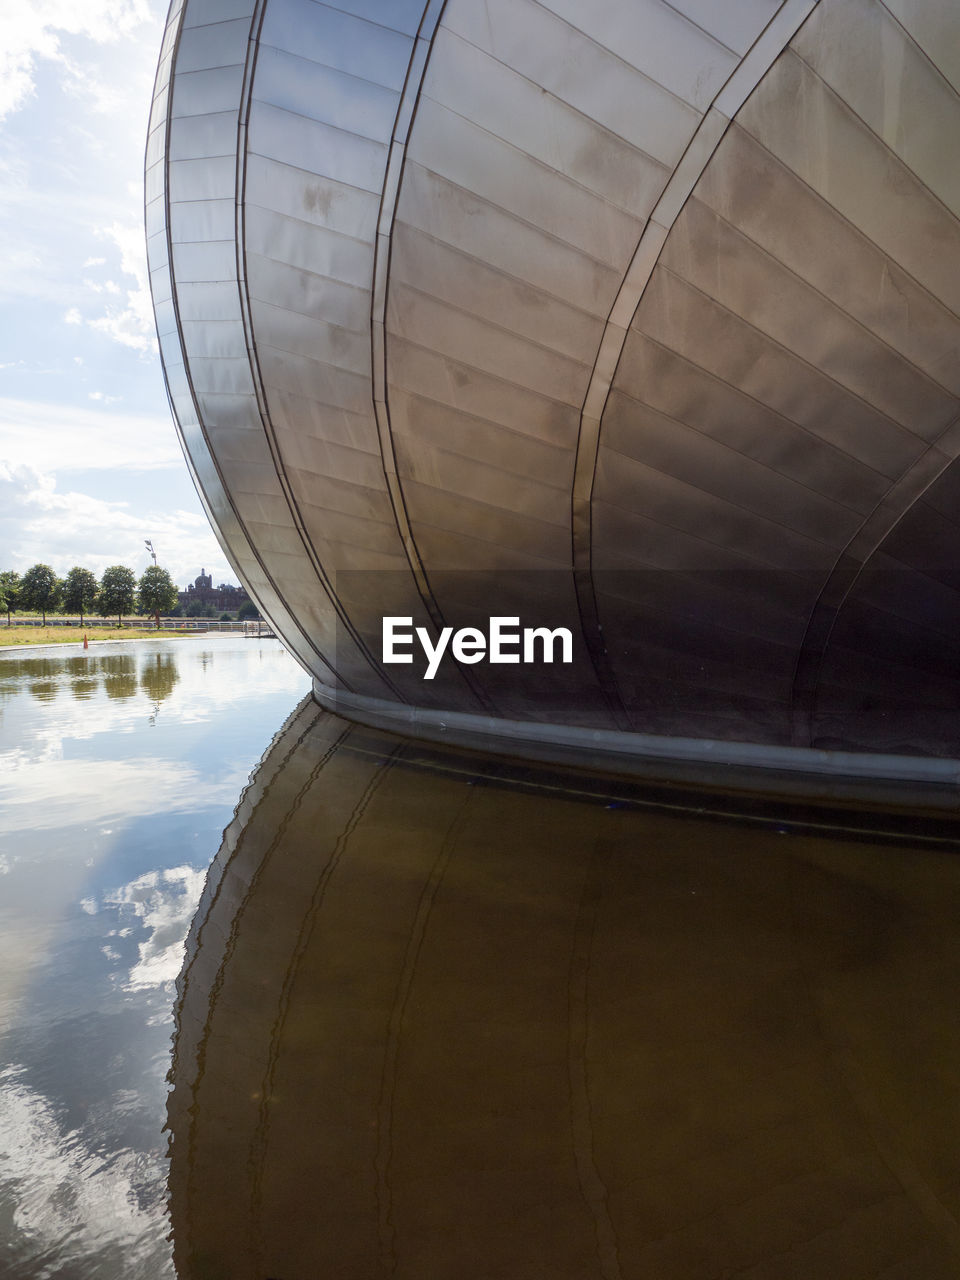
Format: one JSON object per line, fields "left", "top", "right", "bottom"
{"left": 0, "top": 636, "right": 310, "bottom": 1279}
{"left": 3, "top": 637, "right": 960, "bottom": 1279}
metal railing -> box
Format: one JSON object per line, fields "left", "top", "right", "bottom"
{"left": 2, "top": 616, "right": 263, "bottom": 633}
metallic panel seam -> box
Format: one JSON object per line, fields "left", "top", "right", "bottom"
{"left": 595, "top": 477, "right": 834, "bottom": 567}
{"left": 370, "top": 0, "right": 496, "bottom": 713}
{"left": 569, "top": 0, "right": 821, "bottom": 728}
{"left": 149, "top": 0, "right": 348, "bottom": 690}
{"left": 417, "top": 41, "right": 673, "bottom": 217}
{"left": 654, "top": 263, "right": 950, "bottom": 447}
{"left": 594, "top": 464, "right": 845, "bottom": 565}
{"left": 389, "top": 277, "right": 597, "bottom": 379}
{"left": 606, "top": 369, "right": 893, "bottom": 517}
{"left": 390, "top": 332, "right": 587, "bottom": 417}
{"left": 387, "top": 219, "right": 608, "bottom": 321}
{"left": 787, "top": 47, "right": 960, "bottom": 225}
{"left": 790, "top": 410, "right": 960, "bottom": 746}
{"left": 636, "top": 0, "right": 739, "bottom": 56}
{"left": 716, "top": 122, "right": 960, "bottom": 328}
{"left": 666, "top": 195, "right": 960, "bottom": 403}
{"left": 371, "top": 0, "right": 447, "bottom": 622}
{"left": 379, "top": 378, "right": 579, "bottom": 457}
{"left": 400, "top": 159, "right": 634, "bottom": 274}
{"left": 234, "top": 0, "right": 403, "bottom": 698}
{"left": 529, "top": 0, "right": 739, "bottom": 84}
{"left": 604, "top": 327, "right": 896, "bottom": 491}
{"left": 655, "top": 0, "right": 742, "bottom": 54}
{"left": 877, "top": 0, "right": 960, "bottom": 98}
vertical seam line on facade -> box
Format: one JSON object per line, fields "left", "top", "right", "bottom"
{"left": 235, "top": 0, "right": 404, "bottom": 697}
{"left": 789, "top": 410, "right": 960, "bottom": 746}
{"left": 249, "top": 746, "right": 401, "bottom": 1276}
{"left": 152, "top": 0, "right": 347, "bottom": 689}
{"left": 370, "top": 0, "right": 497, "bottom": 715}
{"left": 568, "top": 0, "right": 822, "bottom": 731}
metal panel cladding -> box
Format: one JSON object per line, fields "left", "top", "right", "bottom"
{"left": 148, "top": 0, "right": 960, "bottom": 774}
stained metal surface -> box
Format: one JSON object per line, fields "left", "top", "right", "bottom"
{"left": 149, "top": 0, "right": 960, "bottom": 769}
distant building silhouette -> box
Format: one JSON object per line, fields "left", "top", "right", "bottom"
{"left": 178, "top": 569, "right": 249, "bottom": 613}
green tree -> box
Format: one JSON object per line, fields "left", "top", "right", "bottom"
{"left": 98, "top": 565, "right": 137, "bottom": 627}
{"left": 137, "top": 565, "right": 179, "bottom": 628}
{"left": 0, "top": 570, "right": 18, "bottom": 623}
{"left": 19, "top": 563, "right": 61, "bottom": 625}
{"left": 185, "top": 599, "right": 205, "bottom": 618}
{"left": 237, "top": 599, "right": 260, "bottom": 621}
{"left": 63, "top": 567, "right": 99, "bottom": 626}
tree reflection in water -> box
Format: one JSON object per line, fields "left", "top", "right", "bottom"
{"left": 141, "top": 653, "right": 180, "bottom": 721}
{"left": 63, "top": 657, "right": 98, "bottom": 701}
{"left": 167, "top": 701, "right": 960, "bottom": 1280}
{"left": 27, "top": 658, "right": 59, "bottom": 703}
{"left": 99, "top": 655, "right": 137, "bottom": 701}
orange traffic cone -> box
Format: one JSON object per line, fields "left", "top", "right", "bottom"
{"left": 83, "top": 634, "right": 88, "bottom": 649}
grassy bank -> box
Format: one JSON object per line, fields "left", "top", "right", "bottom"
{"left": 0, "top": 626, "right": 192, "bottom": 648}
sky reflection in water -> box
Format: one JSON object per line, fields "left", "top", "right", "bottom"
{"left": 0, "top": 636, "right": 310, "bottom": 1280}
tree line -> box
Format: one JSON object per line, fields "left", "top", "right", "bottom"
{"left": 1, "top": 563, "right": 181, "bottom": 627}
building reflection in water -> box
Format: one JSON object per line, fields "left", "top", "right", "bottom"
{"left": 168, "top": 701, "right": 960, "bottom": 1280}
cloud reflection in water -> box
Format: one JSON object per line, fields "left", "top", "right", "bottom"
{"left": 0, "top": 636, "right": 310, "bottom": 1280}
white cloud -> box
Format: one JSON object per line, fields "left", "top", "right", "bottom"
{"left": 0, "top": 397, "right": 179, "bottom": 470}
{"left": 88, "top": 220, "right": 157, "bottom": 353}
{"left": 0, "top": 402, "right": 242, "bottom": 586}
{"left": 63, "top": 306, "right": 82, "bottom": 324}
{"left": 0, "top": 2, "right": 154, "bottom": 123}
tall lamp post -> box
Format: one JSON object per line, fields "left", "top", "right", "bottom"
{"left": 144, "top": 540, "right": 159, "bottom": 628}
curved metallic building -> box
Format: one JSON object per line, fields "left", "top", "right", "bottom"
{"left": 147, "top": 0, "right": 960, "bottom": 781}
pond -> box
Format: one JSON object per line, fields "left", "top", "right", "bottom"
{"left": 2, "top": 636, "right": 960, "bottom": 1279}
{"left": 0, "top": 635, "right": 310, "bottom": 1279}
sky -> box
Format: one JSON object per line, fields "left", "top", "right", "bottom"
{"left": 0, "top": 0, "right": 238, "bottom": 590}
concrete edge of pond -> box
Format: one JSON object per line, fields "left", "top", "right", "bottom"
{"left": 314, "top": 680, "right": 960, "bottom": 814}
